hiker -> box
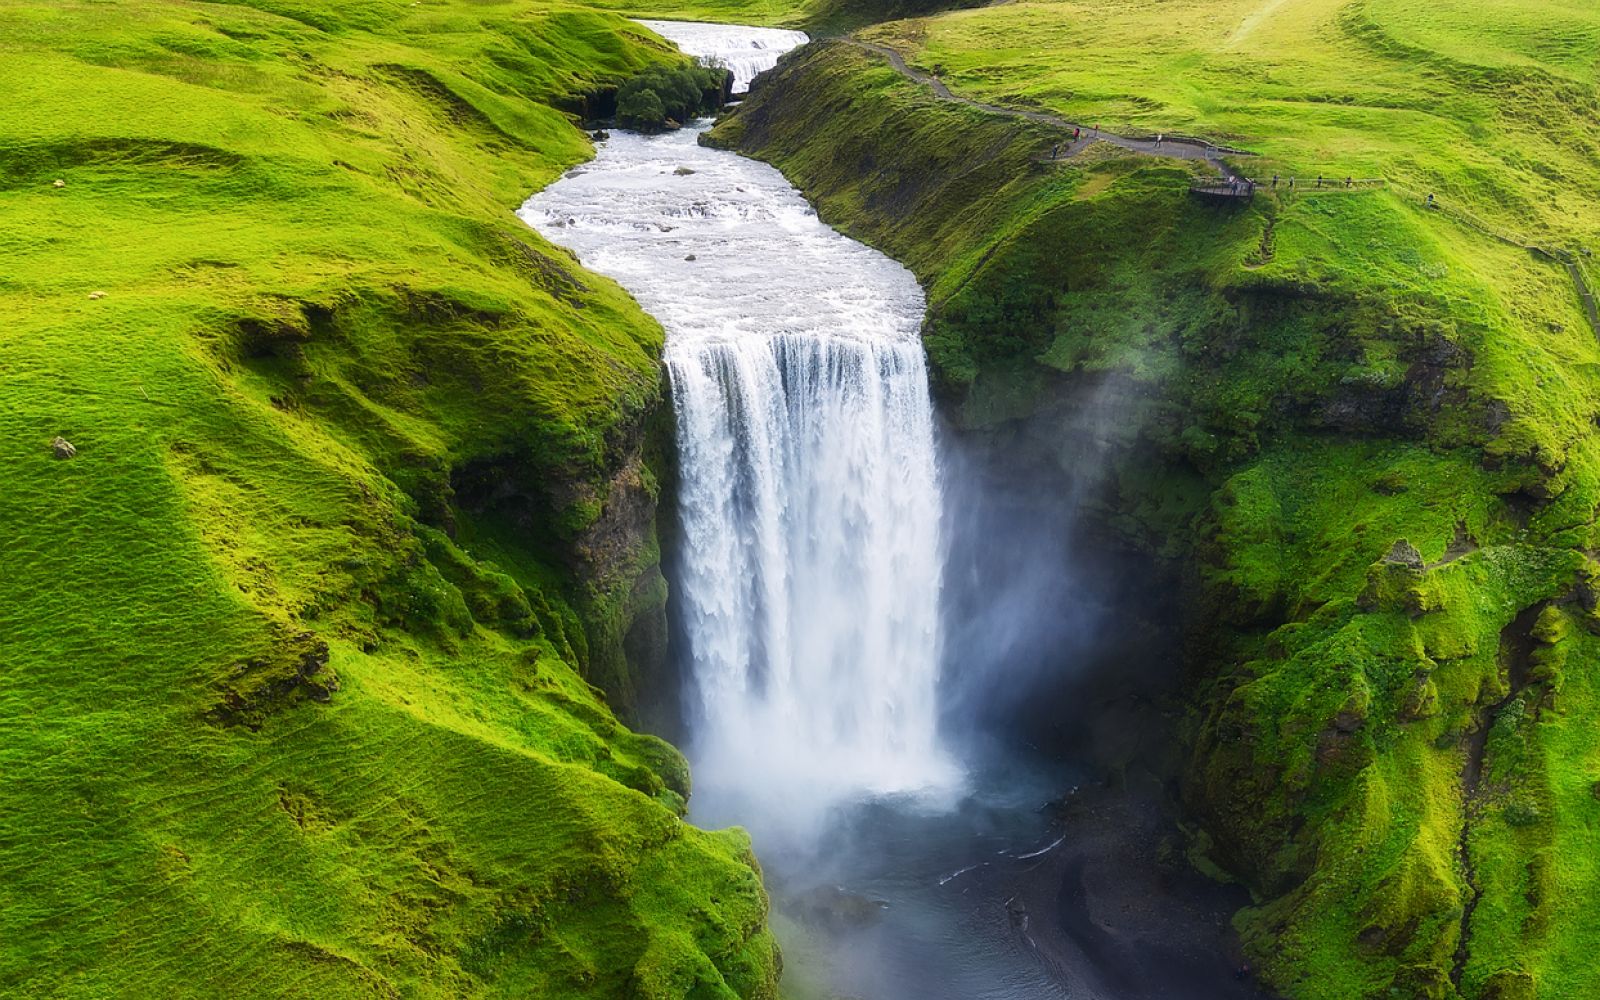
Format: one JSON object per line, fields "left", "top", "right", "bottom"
{"left": 1346, "top": 176, "right": 1353, "bottom": 187}
{"left": 1288, "top": 177, "right": 1295, "bottom": 189}
{"left": 1316, "top": 175, "right": 1323, "bottom": 188}
{"left": 1156, "top": 132, "right": 1163, "bottom": 148}
{"left": 1272, "top": 174, "right": 1279, "bottom": 189}
{"left": 1073, "top": 126, "right": 1080, "bottom": 142}
{"left": 1426, "top": 192, "right": 1435, "bottom": 207}
{"left": 1051, "top": 143, "right": 1059, "bottom": 159}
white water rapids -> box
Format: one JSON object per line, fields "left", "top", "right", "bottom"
{"left": 634, "top": 20, "right": 810, "bottom": 94}
{"left": 520, "top": 24, "right": 960, "bottom": 836}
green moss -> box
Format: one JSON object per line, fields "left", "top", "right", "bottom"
{"left": 718, "top": 25, "right": 1600, "bottom": 999}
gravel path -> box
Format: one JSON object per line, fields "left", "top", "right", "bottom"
{"left": 839, "top": 38, "right": 1253, "bottom": 177}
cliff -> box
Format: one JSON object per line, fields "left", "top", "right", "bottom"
{"left": 715, "top": 31, "right": 1600, "bottom": 999}
{"left": 0, "top": 2, "right": 775, "bottom": 995}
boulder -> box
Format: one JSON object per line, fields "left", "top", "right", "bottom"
{"left": 1383, "top": 539, "right": 1425, "bottom": 569}
{"left": 51, "top": 436, "right": 76, "bottom": 459}
{"left": 789, "top": 884, "right": 888, "bottom": 930}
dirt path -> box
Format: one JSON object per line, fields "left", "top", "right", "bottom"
{"left": 839, "top": 38, "right": 1253, "bottom": 177}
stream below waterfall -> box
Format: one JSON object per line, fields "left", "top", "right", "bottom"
{"left": 521, "top": 21, "right": 1270, "bottom": 1000}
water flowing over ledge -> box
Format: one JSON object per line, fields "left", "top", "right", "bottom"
{"left": 634, "top": 20, "right": 810, "bottom": 93}
{"left": 520, "top": 96, "right": 960, "bottom": 834}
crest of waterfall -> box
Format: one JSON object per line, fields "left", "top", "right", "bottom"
{"left": 521, "top": 39, "right": 959, "bottom": 836}
{"left": 634, "top": 19, "right": 810, "bottom": 93}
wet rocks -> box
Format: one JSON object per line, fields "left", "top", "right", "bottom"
{"left": 788, "top": 884, "right": 889, "bottom": 930}
{"left": 1358, "top": 538, "right": 1430, "bottom": 612}
{"left": 206, "top": 631, "right": 338, "bottom": 729}
{"left": 1383, "top": 539, "right": 1425, "bottom": 570}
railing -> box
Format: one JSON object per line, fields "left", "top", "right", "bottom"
{"left": 1188, "top": 176, "right": 1386, "bottom": 197}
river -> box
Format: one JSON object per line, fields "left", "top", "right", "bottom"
{"left": 520, "top": 21, "right": 1267, "bottom": 1000}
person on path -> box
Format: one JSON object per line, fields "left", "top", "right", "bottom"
{"left": 1051, "top": 143, "right": 1059, "bottom": 159}
{"left": 1346, "top": 176, "right": 1353, "bottom": 188}
{"left": 1316, "top": 175, "right": 1323, "bottom": 188}
{"left": 1073, "top": 126, "right": 1081, "bottom": 142}
{"left": 1156, "top": 132, "right": 1163, "bottom": 148}
{"left": 1272, "top": 174, "right": 1279, "bottom": 188}
{"left": 1427, "top": 193, "right": 1435, "bottom": 208}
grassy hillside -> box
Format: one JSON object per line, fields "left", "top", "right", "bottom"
{"left": 715, "top": 2, "right": 1600, "bottom": 994}
{"left": 0, "top": 1, "right": 779, "bottom": 996}
{"left": 863, "top": 0, "right": 1600, "bottom": 244}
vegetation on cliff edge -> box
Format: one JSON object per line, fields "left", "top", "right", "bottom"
{"left": 714, "top": 6, "right": 1600, "bottom": 995}
{"left": 0, "top": 1, "right": 778, "bottom": 996}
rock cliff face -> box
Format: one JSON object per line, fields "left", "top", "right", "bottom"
{"left": 716, "top": 40, "right": 1600, "bottom": 999}
{"left": 452, "top": 388, "right": 675, "bottom": 722}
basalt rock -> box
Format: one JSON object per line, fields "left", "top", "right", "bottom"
{"left": 789, "top": 885, "right": 890, "bottom": 930}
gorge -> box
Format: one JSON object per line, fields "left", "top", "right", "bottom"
{"left": 527, "top": 21, "right": 1266, "bottom": 999}
{"left": 7, "top": 1, "right": 1599, "bottom": 997}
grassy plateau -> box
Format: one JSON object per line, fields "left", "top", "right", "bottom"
{"left": 0, "top": 0, "right": 781, "bottom": 996}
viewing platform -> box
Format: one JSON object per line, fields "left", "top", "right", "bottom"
{"left": 1191, "top": 176, "right": 1386, "bottom": 200}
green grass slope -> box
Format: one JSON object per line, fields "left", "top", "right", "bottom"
{"left": 0, "top": 1, "right": 777, "bottom": 996}
{"left": 716, "top": 9, "right": 1600, "bottom": 996}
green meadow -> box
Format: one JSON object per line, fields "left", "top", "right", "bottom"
{"left": 0, "top": 1, "right": 777, "bottom": 996}
{"left": 6, "top": 0, "right": 1600, "bottom": 996}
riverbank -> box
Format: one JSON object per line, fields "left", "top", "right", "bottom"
{"left": 528, "top": 22, "right": 1279, "bottom": 998}
{"left": 714, "top": 25, "right": 1600, "bottom": 999}
{"left": 0, "top": 4, "right": 781, "bottom": 996}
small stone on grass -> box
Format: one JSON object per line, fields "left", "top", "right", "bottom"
{"left": 51, "top": 436, "right": 77, "bottom": 459}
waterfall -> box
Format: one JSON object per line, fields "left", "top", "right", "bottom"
{"left": 634, "top": 20, "right": 810, "bottom": 94}
{"left": 521, "top": 26, "right": 959, "bottom": 835}
{"left": 669, "top": 331, "right": 956, "bottom": 821}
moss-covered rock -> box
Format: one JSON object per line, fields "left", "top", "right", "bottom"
{"left": 717, "top": 36, "right": 1600, "bottom": 1000}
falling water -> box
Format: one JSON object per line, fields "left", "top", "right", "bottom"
{"left": 518, "top": 24, "right": 1274, "bottom": 1000}
{"left": 520, "top": 25, "right": 959, "bottom": 836}
{"left": 669, "top": 330, "right": 956, "bottom": 827}
{"left": 634, "top": 19, "right": 810, "bottom": 93}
